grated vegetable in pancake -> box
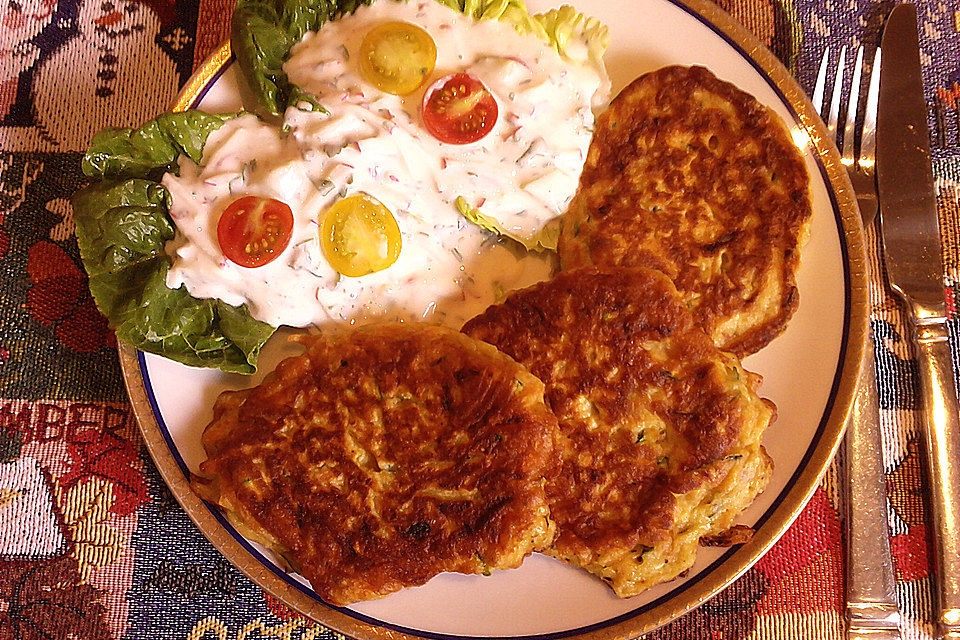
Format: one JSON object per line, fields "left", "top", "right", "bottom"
{"left": 463, "top": 267, "right": 775, "bottom": 596}
{"left": 558, "top": 65, "right": 812, "bottom": 356}
{"left": 192, "top": 322, "right": 559, "bottom": 605}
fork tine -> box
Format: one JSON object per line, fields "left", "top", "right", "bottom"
{"left": 860, "top": 47, "right": 881, "bottom": 171}
{"left": 813, "top": 48, "right": 830, "bottom": 119}
{"left": 841, "top": 46, "right": 864, "bottom": 166}
{"left": 827, "top": 45, "right": 847, "bottom": 144}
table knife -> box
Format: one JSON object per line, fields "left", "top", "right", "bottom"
{"left": 876, "top": 5, "right": 960, "bottom": 638}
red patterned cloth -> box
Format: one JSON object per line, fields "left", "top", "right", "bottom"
{"left": 0, "top": 0, "right": 956, "bottom": 638}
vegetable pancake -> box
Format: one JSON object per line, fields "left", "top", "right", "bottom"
{"left": 462, "top": 267, "right": 775, "bottom": 597}
{"left": 558, "top": 65, "right": 812, "bottom": 356}
{"left": 191, "top": 323, "right": 559, "bottom": 605}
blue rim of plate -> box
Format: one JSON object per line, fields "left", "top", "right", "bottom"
{"left": 126, "top": 0, "right": 865, "bottom": 638}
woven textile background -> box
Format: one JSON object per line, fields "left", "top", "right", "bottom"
{"left": 0, "top": 0, "right": 957, "bottom": 638}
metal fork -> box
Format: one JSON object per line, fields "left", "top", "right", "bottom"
{"left": 814, "top": 45, "right": 902, "bottom": 640}
{"left": 814, "top": 45, "right": 881, "bottom": 225}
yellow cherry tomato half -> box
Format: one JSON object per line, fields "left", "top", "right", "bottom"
{"left": 359, "top": 21, "right": 436, "bottom": 95}
{"left": 320, "top": 194, "right": 402, "bottom": 277}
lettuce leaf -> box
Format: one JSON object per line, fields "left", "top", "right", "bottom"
{"left": 73, "top": 111, "right": 276, "bottom": 374}
{"left": 433, "top": 0, "right": 548, "bottom": 38}
{"left": 82, "top": 111, "right": 239, "bottom": 179}
{"left": 533, "top": 5, "right": 608, "bottom": 73}
{"left": 436, "top": 0, "right": 609, "bottom": 72}
{"left": 454, "top": 196, "right": 559, "bottom": 252}
{"left": 232, "top": 0, "right": 374, "bottom": 116}
{"left": 233, "top": 0, "right": 608, "bottom": 117}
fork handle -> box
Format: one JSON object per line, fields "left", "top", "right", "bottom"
{"left": 845, "top": 324, "right": 902, "bottom": 640}
{"left": 912, "top": 315, "right": 960, "bottom": 640}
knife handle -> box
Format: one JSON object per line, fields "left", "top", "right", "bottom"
{"left": 912, "top": 315, "right": 960, "bottom": 640}
{"left": 845, "top": 324, "right": 902, "bottom": 640}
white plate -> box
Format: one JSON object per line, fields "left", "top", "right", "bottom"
{"left": 120, "top": 0, "right": 867, "bottom": 637}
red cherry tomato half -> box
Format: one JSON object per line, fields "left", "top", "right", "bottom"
{"left": 217, "top": 196, "right": 294, "bottom": 268}
{"left": 421, "top": 73, "right": 498, "bottom": 145}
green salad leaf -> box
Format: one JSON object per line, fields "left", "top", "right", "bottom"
{"left": 82, "top": 111, "right": 238, "bottom": 179}
{"left": 434, "top": 0, "right": 547, "bottom": 37}
{"left": 287, "top": 85, "right": 329, "bottom": 114}
{"left": 534, "top": 5, "right": 608, "bottom": 72}
{"left": 454, "top": 196, "right": 559, "bottom": 252}
{"left": 233, "top": 0, "right": 608, "bottom": 116}
{"left": 435, "top": 0, "right": 609, "bottom": 70}
{"left": 72, "top": 111, "right": 277, "bottom": 374}
{"left": 232, "top": 0, "right": 374, "bottom": 116}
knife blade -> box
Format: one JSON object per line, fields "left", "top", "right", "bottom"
{"left": 876, "top": 5, "right": 960, "bottom": 639}
{"left": 877, "top": 5, "right": 944, "bottom": 314}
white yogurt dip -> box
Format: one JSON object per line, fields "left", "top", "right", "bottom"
{"left": 163, "top": 0, "right": 608, "bottom": 329}
{"left": 284, "top": 0, "right": 608, "bottom": 246}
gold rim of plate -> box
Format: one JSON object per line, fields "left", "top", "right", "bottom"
{"left": 119, "top": 1, "right": 868, "bottom": 637}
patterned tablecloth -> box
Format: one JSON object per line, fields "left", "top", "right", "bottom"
{"left": 1, "top": 0, "right": 958, "bottom": 638}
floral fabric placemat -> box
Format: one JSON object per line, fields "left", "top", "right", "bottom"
{"left": 0, "top": 0, "right": 957, "bottom": 638}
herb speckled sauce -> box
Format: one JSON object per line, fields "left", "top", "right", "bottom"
{"left": 164, "top": 0, "right": 609, "bottom": 328}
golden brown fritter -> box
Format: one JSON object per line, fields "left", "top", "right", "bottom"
{"left": 191, "top": 323, "right": 559, "bottom": 606}
{"left": 462, "top": 267, "right": 775, "bottom": 597}
{"left": 558, "top": 65, "right": 812, "bottom": 357}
